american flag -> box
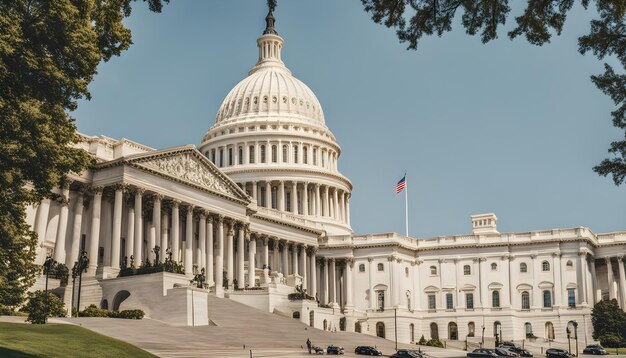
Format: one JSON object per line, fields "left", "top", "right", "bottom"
{"left": 396, "top": 175, "right": 406, "bottom": 194}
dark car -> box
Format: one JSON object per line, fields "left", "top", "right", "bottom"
{"left": 502, "top": 346, "right": 533, "bottom": 357}
{"left": 355, "top": 346, "right": 383, "bottom": 356}
{"left": 583, "top": 345, "right": 607, "bottom": 355}
{"left": 326, "top": 345, "right": 345, "bottom": 355}
{"left": 495, "top": 348, "right": 519, "bottom": 357}
{"left": 390, "top": 350, "right": 423, "bottom": 358}
{"left": 468, "top": 349, "right": 499, "bottom": 357}
{"left": 545, "top": 348, "right": 574, "bottom": 358}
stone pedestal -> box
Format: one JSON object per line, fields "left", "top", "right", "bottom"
{"left": 286, "top": 273, "right": 302, "bottom": 288}
{"left": 214, "top": 285, "right": 225, "bottom": 298}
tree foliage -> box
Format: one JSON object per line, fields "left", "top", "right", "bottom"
{"left": 0, "top": 0, "right": 168, "bottom": 309}
{"left": 22, "top": 290, "right": 67, "bottom": 324}
{"left": 591, "top": 299, "right": 626, "bottom": 347}
{"left": 361, "top": 0, "right": 625, "bottom": 184}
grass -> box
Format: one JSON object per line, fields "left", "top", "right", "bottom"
{"left": 607, "top": 347, "right": 626, "bottom": 355}
{"left": 0, "top": 322, "right": 156, "bottom": 358}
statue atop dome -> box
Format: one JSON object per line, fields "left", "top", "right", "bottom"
{"left": 264, "top": 0, "right": 278, "bottom": 35}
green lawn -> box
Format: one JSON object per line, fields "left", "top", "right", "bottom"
{"left": 607, "top": 347, "right": 626, "bottom": 355}
{"left": 0, "top": 322, "right": 156, "bottom": 358}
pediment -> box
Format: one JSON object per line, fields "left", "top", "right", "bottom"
{"left": 125, "top": 146, "right": 249, "bottom": 203}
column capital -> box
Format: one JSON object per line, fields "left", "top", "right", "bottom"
{"left": 133, "top": 187, "right": 146, "bottom": 196}
{"left": 367, "top": 256, "right": 374, "bottom": 262}
{"left": 90, "top": 186, "right": 104, "bottom": 195}
{"left": 215, "top": 214, "right": 224, "bottom": 223}
{"left": 152, "top": 193, "right": 164, "bottom": 201}
{"left": 111, "top": 183, "right": 126, "bottom": 192}
{"left": 170, "top": 198, "right": 181, "bottom": 207}
{"left": 552, "top": 252, "right": 562, "bottom": 258}
{"left": 345, "top": 257, "right": 354, "bottom": 267}
{"left": 195, "top": 208, "right": 207, "bottom": 219}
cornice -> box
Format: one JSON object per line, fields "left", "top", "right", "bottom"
{"left": 221, "top": 167, "right": 352, "bottom": 189}
{"left": 252, "top": 212, "right": 323, "bottom": 236}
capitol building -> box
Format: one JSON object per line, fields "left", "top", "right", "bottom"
{"left": 27, "top": 9, "right": 626, "bottom": 347}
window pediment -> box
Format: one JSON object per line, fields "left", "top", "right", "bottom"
{"left": 424, "top": 285, "right": 440, "bottom": 293}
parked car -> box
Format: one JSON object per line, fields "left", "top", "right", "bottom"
{"left": 390, "top": 350, "right": 423, "bottom": 358}
{"left": 583, "top": 345, "right": 608, "bottom": 355}
{"left": 312, "top": 346, "right": 324, "bottom": 355}
{"left": 326, "top": 345, "right": 345, "bottom": 355}
{"left": 495, "top": 348, "right": 519, "bottom": 357}
{"left": 355, "top": 346, "right": 383, "bottom": 356}
{"left": 467, "top": 348, "right": 499, "bottom": 357}
{"left": 501, "top": 342, "right": 521, "bottom": 349}
{"left": 502, "top": 346, "right": 533, "bottom": 357}
{"left": 545, "top": 348, "right": 574, "bottom": 358}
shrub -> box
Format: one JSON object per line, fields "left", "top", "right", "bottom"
{"left": 24, "top": 291, "right": 67, "bottom": 324}
{"left": 599, "top": 333, "right": 623, "bottom": 348}
{"left": 79, "top": 304, "right": 111, "bottom": 318}
{"left": 418, "top": 335, "right": 427, "bottom": 345}
{"left": 426, "top": 339, "right": 444, "bottom": 348}
{"left": 117, "top": 309, "right": 144, "bottom": 320}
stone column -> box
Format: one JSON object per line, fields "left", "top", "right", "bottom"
{"left": 291, "top": 181, "right": 297, "bottom": 213}
{"left": 67, "top": 191, "right": 85, "bottom": 268}
{"left": 590, "top": 258, "right": 598, "bottom": 303}
{"left": 251, "top": 181, "right": 257, "bottom": 201}
{"left": 263, "top": 237, "right": 269, "bottom": 268}
{"left": 346, "top": 195, "right": 351, "bottom": 226}
{"left": 314, "top": 184, "right": 321, "bottom": 217}
{"left": 553, "top": 253, "right": 562, "bottom": 306}
{"left": 618, "top": 256, "right": 626, "bottom": 308}
{"left": 237, "top": 224, "right": 245, "bottom": 288}
{"left": 607, "top": 257, "right": 616, "bottom": 300}
{"left": 133, "top": 188, "right": 144, "bottom": 264}
{"left": 152, "top": 194, "right": 162, "bottom": 260}
{"left": 579, "top": 252, "right": 589, "bottom": 305}
{"left": 226, "top": 221, "right": 234, "bottom": 289}
{"left": 338, "top": 190, "right": 344, "bottom": 223}
{"left": 34, "top": 199, "right": 51, "bottom": 263}
{"left": 368, "top": 257, "right": 375, "bottom": 309}
{"left": 88, "top": 187, "right": 103, "bottom": 272}
{"left": 126, "top": 206, "right": 135, "bottom": 265}
{"left": 184, "top": 205, "right": 194, "bottom": 275}
{"left": 333, "top": 188, "right": 339, "bottom": 220}
{"left": 278, "top": 181, "right": 285, "bottom": 211}
{"left": 345, "top": 259, "right": 354, "bottom": 309}
{"left": 323, "top": 258, "right": 330, "bottom": 304}
{"left": 390, "top": 256, "right": 399, "bottom": 307}
{"left": 310, "top": 249, "right": 317, "bottom": 299}
{"left": 160, "top": 211, "right": 168, "bottom": 263}
{"left": 109, "top": 185, "right": 124, "bottom": 269}
{"left": 330, "top": 258, "right": 337, "bottom": 305}
{"left": 324, "top": 186, "right": 330, "bottom": 217}
{"left": 265, "top": 181, "right": 271, "bottom": 208}
{"left": 53, "top": 184, "right": 71, "bottom": 263}
{"left": 248, "top": 232, "right": 256, "bottom": 287}
{"left": 302, "top": 183, "right": 309, "bottom": 216}
{"left": 198, "top": 211, "right": 206, "bottom": 271}
{"left": 281, "top": 241, "right": 288, "bottom": 275}
{"left": 301, "top": 245, "right": 308, "bottom": 290}
{"left": 207, "top": 216, "right": 214, "bottom": 286}
{"left": 171, "top": 200, "right": 180, "bottom": 262}
{"left": 215, "top": 216, "right": 224, "bottom": 289}
{"left": 292, "top": 244, "right": 299, "bottom": 276}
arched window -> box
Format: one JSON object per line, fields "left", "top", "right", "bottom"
{"left": 377, "top": 291, "right": 385, "bottom": 311}
{"left": 430, "top": 322, "right": 439, "bottom": 339}
{"left": 448, "top": 322, "right": 458, "bottom": 340}
{"left": 410, "top": 323, "right": 415, "bottom": 342}
{"left": 566, "top": 260, "right": 573, "bottom": 270}
{"left": 309, "top": 311, "right": 314, "bottom": 327}
{"left": 494, "top": 321, "right": 502, "bottom": 337}
{"left": 542, "top": 261, "right": 550, "bottom": 272}
{"left": 271, "top": 145, "right": 277, "bottom": 163}
{"left": 520, "top": 262, "right": 528, "bottom": 273}
{"left": 491, "top": 263, "right": 498, "bottom": 271}
{"left": 303, "top": 146, "right": 308, "bottom": 164}
{"left": 521, "top": 291, "right": 530, "bottom": 309}
{"left": 293, "top": 145, "right": 299, "bottom": 163}
{"left": 376, "top": 322, "right": 385, "bottom": 338}
{"left": 282, "top": 145, "right": 288, "bottom": 163}
{"left": 292, "top": 311, "right": 300, "bottom": 319}
{"left": 492, "top": 291, "right": 500, "bottom": 308}
{"left": 406, "top": 291, "right": 412, "bottom": 311}
{"left": 249, "top": 145, "right": 255, "bottom": 164}
{"left": 468, "top": 322, "right": 476, "bottom": 337}
{"left": 463, "top": 265, "right": 471, "bottom": 275}
{"left": 260, "top": 145, "right": 266, "bottom": 163}
{"left": 430, "top": 266, "right": 437, "bottom": 276}
{"left": 525, "top": 322, "right": 533, "bottom": 338}
{"left": 377, "top": 263, "right": 384, "bottom": 271}
{"left": 545, "top": 322, "right": 555, "bottom": 340}
{"left": 238, "top": 146, "right": 243, "bottom": 165}
{"left": 359, "top": 264, "right": 365, "bottom": 272}
{"left": 543, "top": 290, "right": 552, "bottom": 308}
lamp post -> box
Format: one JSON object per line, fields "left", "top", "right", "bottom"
{"left": 70, "top": 261, "right": 79, "bottom": 317}
{"left": 43, "top": 256, "right": 53, "bottom": 323}
{"left": 566, "top": 327, "right": 571, "bottom": 354}
{"left": 573, "top": 321, "right": 579, "bottom": 357}
{"left": 394, "top": 308, "right": 398, "bottom": 351}
{"left": 481, "top": 325, "right": 485, "bottom": 347}
{"left": 75, "top": 251, "right": 89, "bottom": 314}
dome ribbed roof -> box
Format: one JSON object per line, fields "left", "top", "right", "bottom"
{"left": 212, "top": 32, "right": 326, "bottom": 129}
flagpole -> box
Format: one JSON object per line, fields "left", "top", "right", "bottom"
{"left": 405, "top": 172, "right": 409, "bottom": 237}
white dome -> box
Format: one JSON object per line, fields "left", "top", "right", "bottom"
{"left": 212, "top": 34, "right": 326, "bottom": 129}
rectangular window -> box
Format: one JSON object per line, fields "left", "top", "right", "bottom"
{"left": 446, "top": 293, "right": 453, "bottom": 309}
{"left": 286, "top": 192, "right": 291, "bottom": 212}
{"left": 249, "top": 146, "right": 255, "bottom": 164}
{"left": 313, "top": 148, "right": 317, "bottom": 165}
{"left": 568, "top": 289, "right": 576, "bottom": 307}
{"left": 211, "top": 149, "right": 216, "bottom": 164}
{"left": 260, "top": 187, "right": 266, "bottom": 207}
{"left": 466, "top": 293, "right": 474, "bottom": 309}
{"left": 219, "top": 149, "right": 224, "bottom": 167}
{"left": 428, "top": 294, "right": 436, "bottom": 310}
{"left": 228, "top": 147, "right": 233, "bottom": 166}
{"left": 238, "top": 146, "right": 243, "bottom": 165}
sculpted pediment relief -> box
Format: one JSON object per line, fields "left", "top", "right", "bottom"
{"left": 129, "top": 149, "right": 245, "bottom": 201}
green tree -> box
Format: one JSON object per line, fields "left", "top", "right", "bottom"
{"left": 591, "top": 299, "right": 626, "bottom": 346}
{"left": 0, "top": 0, "right": 168, "bottom": 310}
{"left": 23, "top": 290, "right": 67, "bottom": 324}
{"left": 361, "top": 0, "right": 625, "bottom": 184}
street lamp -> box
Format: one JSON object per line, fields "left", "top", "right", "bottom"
{"left": 566, "top": 327, "right": 571, "bottom": 355}
{"left": 481, "top": 325, "right": 485, "bottom": 347}
{"left": 573, "top": 321, "right": 579, "bottom": 357}
{"left": 75, "top": 251, "right": 89, "bottom": 315}
{"left": 70, "top": 261, "right": 79, "bottom": 317}
{"left": 43, "top": 256, "right": 53, "bottom": 323}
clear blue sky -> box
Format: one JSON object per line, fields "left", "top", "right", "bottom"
{"left": 74, "top": 1, "right": 625, "bottom": 238}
